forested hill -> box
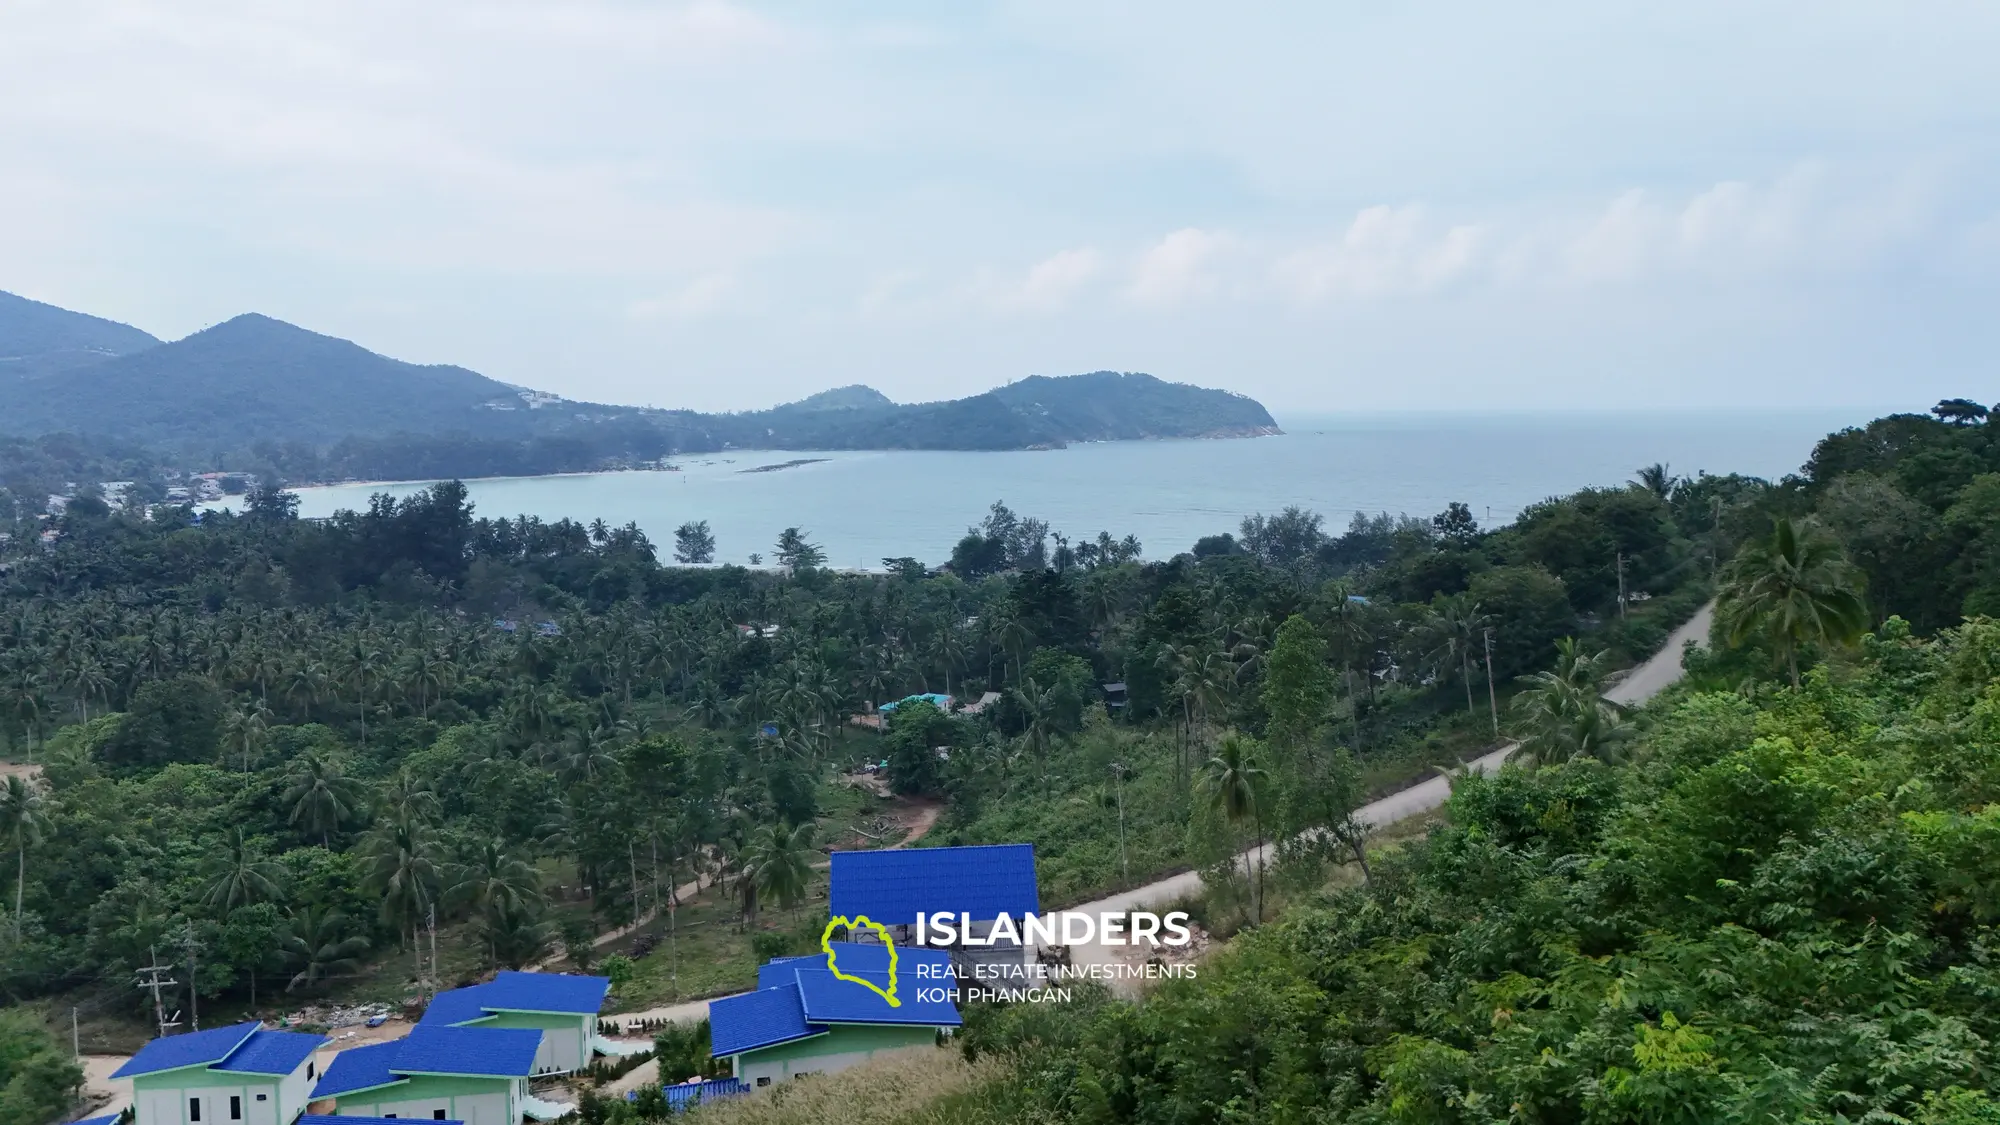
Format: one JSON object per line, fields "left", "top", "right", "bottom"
{"left": 0, "top": 313, "right": 532, "bottom": 447}
{"left": 0, "top": 290, "right": 160, "bottom": 380}
{"left": 0, "top": 291, "right": 1277, "bottom": 478}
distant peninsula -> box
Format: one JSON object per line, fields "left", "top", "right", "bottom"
{"left": 0, "top": 289, "right": 1280, "bottom": 484}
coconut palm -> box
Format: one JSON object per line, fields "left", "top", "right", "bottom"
{"left": 283, "top": 905, "right": 369, "bottom": 991}
{"left": 735, "top": 819, "right": 817, "bottom": 924}
{"left": 358, "top": 808, "right": 443, "bottom": 982}
{"left": 477, "top": 900, "right": 556, "bottom": 970}
{"left": 200, "top": 826, "right": 288, "bottom": 915}
{"left": 1198, "top": 734, "right": 1269, "bottom": 921}
{"left": 1718, "top": 517, "right": 1869, "bottom": 687}
{"left": 283, "top": 752, "right": 364, "bottom": 848}
{"left": 1, "top": 774, "right": 52, "bottom": 940}
{"left": 448, "top": 839, "right": 543, "bottom": 920}
{"left": 1510, "top": 637, "right": 1630, "bottom": 766}
{"left": 1424, "top": 595, "right": 1488, "bottom": 715}
{"left": 1632, "top": 463, "right": 1679, "bottom": 502}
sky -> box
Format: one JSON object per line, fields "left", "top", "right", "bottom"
{"left": 2, "top": 1, "right": 1997, "bottom": 416}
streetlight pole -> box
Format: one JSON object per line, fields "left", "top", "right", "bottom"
{"left": 1482, "top": 627, "right": 1499, "bottom": 739}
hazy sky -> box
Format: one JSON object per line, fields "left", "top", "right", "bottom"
{"left": 3, "top": 2, "right": 1997, "bottom": 414}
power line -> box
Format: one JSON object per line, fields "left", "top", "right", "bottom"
{"left": 135, "top": 947, "right": 180, "bottom": 1039}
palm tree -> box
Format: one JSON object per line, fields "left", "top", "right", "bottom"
{"left": 283, "top": 905, "right": 369, "bottom": 991}
{"left": 735, "top": 820, "right": 817, "bottom": 925}
{"left": 358, "top": 808, "right": 443, "bottom": 983}
{"left": 284, "top": 752, "right": 364, "bottom": 848}
{"left": 1009, "top": 679, "right": 1058, "bottom": 777}
{"left": 1510, "top": 638, "right": 1630, "bottom": 766}
{"left": 200, "top": 827, "right": 288, "bottom": 915}
{"left": 1718, "top": 517, "right": 1869, "bottom": 687}
{"left": 1424, "top": 595, "right": 1488, "bottom": 715}
{"left": 1198, "top": 735, "right": 1268, "bottom": 922}
{"left": 222, "top": 699, "right": 271, "bottom": 774}
{"left": 1632, "top": 463, "right": 1679, "bottom": 502}
{"left": 1, "top": 774, "right": 52, "bottom": 940}
{"left": 477, "top": 900, "right": 556, "bottom": 970}
{"left": 449, "top": 838, "right": 544, "bottom": 964}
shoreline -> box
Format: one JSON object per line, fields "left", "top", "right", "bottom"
{"left": 255, "top": 430, "right": 1288, "bottom": 493}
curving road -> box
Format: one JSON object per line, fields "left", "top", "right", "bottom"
{"left": 1061, "top": 602, "right": 1713, "bottom": 985}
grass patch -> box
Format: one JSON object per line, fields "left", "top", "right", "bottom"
{"left": 684, "top": 1046, "right": 1018, "bottom": 1125}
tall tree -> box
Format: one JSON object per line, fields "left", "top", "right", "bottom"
{"left": 1198, "top": 735, "right": 1269, "bottom": 922}
{"left": 1718, "top": 517, "right": 1869, "bottom": 687}
{"left": 735, "top": 820, "right": 817, "bottom": 924}
{"left": 0, "top": 774, "right": 51, "bottom": 941}
{"left": 673, "top": 520, "right": 717, "bottom": 565}
{"left": 200, "top": 827, "right": 288, "bottom": 915}
{"left": 283, "top": 752, "right": 363, "bottom": 848}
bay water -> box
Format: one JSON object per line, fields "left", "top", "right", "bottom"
{"left": 253, "top": 411, "right": 1865, "bottom": 568}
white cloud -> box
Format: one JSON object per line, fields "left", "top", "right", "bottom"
{"left": 627, "top": 274, "right": 740, "bottom": 320}
{"left": 1127, "top": 228, "right": 1234, "bottom": 305}
{"left": 1274, "top": 205, "right": 1484, "bottom": 300}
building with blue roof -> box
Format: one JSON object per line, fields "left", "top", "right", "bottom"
{"left": 68, "top": 1115, "right": 122, "bottom": 1125}
{"left": 110, "top": 1021, "right": 327, "bottom": 1125}
{"left": 877, "top": 692, "right": 952, "bottom": 716}
{"left": 708, "top": 952, "right": 961, "bottom": 1090}
{"left": 828, "top": 844, "right": 1039, "bottom": 926}
{"left": 307, "top": 1024, "right": 547, "bottom": 1123}
{"left": 416, "top": 970, "right": 611, "bottom": 1074}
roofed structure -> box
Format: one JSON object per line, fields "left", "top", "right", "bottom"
{"left": 829, "top": 843, "right": 1039, "bottom": 925}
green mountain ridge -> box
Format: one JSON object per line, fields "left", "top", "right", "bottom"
{"left": 0, "top": 291, "right": 1279, "bottom": 478}
{"left": 0, "top": 289, "right": 161, "bottom": 379}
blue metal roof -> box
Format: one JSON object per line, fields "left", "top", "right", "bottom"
{"left": 417, "top": 982, "right": 499, "bottom": 1027}
{"left": 754, "top": 942, "right": 954, "bottom": 990}
{"left": 213, "top": 1028, "right": 327, "bottom": 1075}
{"left": 708, "top": 984, "right": 824, "bottom": 1057}
{"left": 663, "top": 1078, "right": 747, "bottom": 1111}
{"left": 303, "top": 1118, "right": 461, "bottom": 1125}
{"left": 111, "top": 1021, "right": 261, "bottom": 1078}
{"left": 392, "top": 1025, "right": 542, "bottom": 1078}
{"left": 419, "top": 972, "right": 611, "bottom": 1027}
{"left": 69, "top": 1115, "right": 121, "bottom": 1125}
{"left": 310, "top": 1041, "right": 403, "bottom": 1099}
{"left": 792, "top": 967, "right": 962, "bottom": 1028}
{"left": 879, "top": 693, "right": 951, "bottom": 713}
{"left": 829, "top": 843, "right": 1039, "bottom": 924}
{"left": 481, "top": 970, "right": 610, "bottom": 1014}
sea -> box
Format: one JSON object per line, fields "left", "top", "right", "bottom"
{"left": 232, "top": 411, "right": 1868, "bottom": 569}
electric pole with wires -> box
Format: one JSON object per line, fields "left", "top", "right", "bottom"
{"left": 135, "top": 948, "right": 180, "bottom": 1039}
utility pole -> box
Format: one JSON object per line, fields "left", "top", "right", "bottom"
{"left": 426, "top": 903, "right": 438, "bottom": 1000}
{"left": 1110, "top": 762, "right": 1129, "bottom": 886}
{"left": 183, "top": 935, "right": 200, "bottom": 1032}
{"left": 1482, "top": 627, "right": 1499, "bottom": 739}
{"left": 71, "top": 1007, "right": 79, "bottom": 1059}
{"left": 1616, "top": 552, "right": 1628, "bottom": 619}
{"left": 136, "top": 947, "right": 180, "bottom": 1039}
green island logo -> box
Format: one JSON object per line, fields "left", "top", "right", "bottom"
{"left": 821, "top": 915, "right": 901, "bottom": 1007}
